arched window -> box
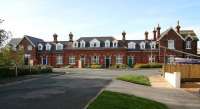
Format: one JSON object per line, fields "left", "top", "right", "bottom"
{"left": 140, "top": 42, "right": 145, "bottom": 49}
{"left": 128, "top": 42, "right": 136, "bottom": 49}
{"left": 90, "top": 39, "right": 100, "bottom": 47}
{"left": 150, "top": 41, "right": 156, "bottom": 49}
{"left": 80, "top": 40, "right": 85, "bottom": 48}
{"left": 56, "top": 43, "right": 63, "bottom": 50}
{"left": 45, "top": 43, "right": 51, "bottom": 51}
{"left": 38, "top": 43, "right": 43, "bottom": 50}
{"left": 105, "top": 40, "right": 110, "bottom": 48}
{"left": 112, "top": 40, "right": 118, "bottom": 48}
{"left": 73, "top": 41, "right": 79, "bottom": 48}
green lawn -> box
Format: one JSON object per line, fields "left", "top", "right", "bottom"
{"left": 87, "top": 91, "right": 168, "bottom": 109}
{"left": 117, "top": 75, "right": 151, "bottom": 86}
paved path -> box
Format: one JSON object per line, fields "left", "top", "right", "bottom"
{"left": 106, "top": 79, "right": 200, "bottom": 109}
{"left": 0, "top": 74, "right": 111, "bottom": 109}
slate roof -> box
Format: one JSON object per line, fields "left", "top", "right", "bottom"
{"left": 77, "top": 36, "right": 116, "bottom": 42}
{"left": 180, "top": 30, "right": 199, "bottom": 40}
{"left": 25, "top": 35, "right": 44, "bottom": 46}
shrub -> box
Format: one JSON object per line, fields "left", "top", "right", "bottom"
{"left": 134, "top": 63, "right": 162, "bottom": 68}
{"left": 91, "top": 64, "right": 102, "bottom": 69}
{"left": 112, "top": 64, "right": 128, "bottom": 69}
{"left": 0, "top": 65, "right": 53, "bottom": 78}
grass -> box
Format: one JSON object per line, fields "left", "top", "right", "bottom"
{"left": 87, "top": 91, "right": 168, "bottom": 109}
{"left": 117, "top": 75, "right": 151, "bottom": 86}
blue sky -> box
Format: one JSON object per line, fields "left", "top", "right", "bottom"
{"left": 0, "top": 0, "right": 200, "bottom": 44}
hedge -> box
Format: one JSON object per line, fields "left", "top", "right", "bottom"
{"left": 134, "top": 63, "right": 162, "bottom": 68}
{"left": 91, "top": 64, "right": 102, "bottom": 69}
{"left": 0, "top": 65, "right": 53, "bottom": 78}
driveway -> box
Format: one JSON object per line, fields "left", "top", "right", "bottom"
{"left": 0, "top": 73, "right": 111, "bottom": 109}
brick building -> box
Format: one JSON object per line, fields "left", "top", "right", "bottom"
{"left": 8, "top": 22, "right": 199, "bottom": 67}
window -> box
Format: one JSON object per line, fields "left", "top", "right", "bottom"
{"left": 80, "top": 40, "right": 85, "bottom": 48}
{"left": 56, "top": 55, "right": 63, "bottom": 65}
{"left": 91, "top": 56, "right": 99, "bottom": 64}
{"left": 27, "top": 45, "right": 32, "bottom": 51}
{"left": 186, "top": 41, "right": 191, "bottom": 49}
{"left": 56, "top": 43, "right": 63, "bottom": 50}
{"left": 149, "top": 55, "right": 156, "bottom": 63}
{"left": 168, "top": 40, "right": 175, "bottom": 49}
{"left": 128, "top": 42, "right": 136, "bottom": 49}
{"left": 38, "top": 44, "right": 43, "bottom": 50}
{"left": 105, "top": 40, "right": 110, "bottom": 48}
{"left": 90, "top": 39, "right": 100, "bottom": 47}
{"left": 46, "top": 43, "right": 51, "bottom": 51}
{"left": 69, "top": 56, "right": 76, "bottom": 64}
{"left": 140, "top": 42, "right": 145, "bottom": 49}
{"left": 41, "top": 56, "right": 48, "bottom": 65}
{"left": 113, "top": 40, "right": 118, "bottom": 48}
{"left": 73, "top": 41, "right": 79, "bottom": 48}
{"left": 150, "top": 42, "right": 156, "bottom": 49}
{"left": 167, "top": 55, "right": 175, "bottom": 64}
{"left": 116, "top": 55, "right": 123, "bottom": 64}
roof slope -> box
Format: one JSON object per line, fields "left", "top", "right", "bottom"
{"left": 180, "top": 30, "right": 199, "bottom": 40}
{"left": 25, "top": 35, "right": 44, "bottom": 46}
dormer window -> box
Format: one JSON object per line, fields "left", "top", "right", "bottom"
{"left": 73, "top": 41, "right": 79, "bottom": 48}
{"left": 150, "top": 41, "right": 156, "bottom": 49}
{"left": 90, "top": 39, "right": 100, "bottom": 47}
{"left": 80, "top": 40, "right": 85, "bottom": 48}
{"left": 140, "top": 42, "right": 145, "bottom": 49}
{"left": 112, "top": 40, "right": 118, "bottom": 48}
{"left": 46, "top": 43, "right": 51, "bottom": 51}
{"left": 105, "top": 40, "right": 110, "bottom": 48}
{"left": 38, "top": 43, "right": 43, "bottom": 50}
{"left": 186, "top": 40, "right": 191, "bottom": 49}
{"left": 128, "top": 42, "right": 136, "bottom": 49}
{"left": 56, "top": 43, "right": 63, "bottom": 50}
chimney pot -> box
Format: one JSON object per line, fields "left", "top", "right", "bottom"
{"left": 122, "top": 31, "right": 126, "bottom": 41}
{"left": 69, "top": 32, "right": 73, "bottom": 42}
{"left": 53, "top": 33, "right": 58, "bottom": 43}
{"left": 145, "top": 31, "right": 149, "bottom": 41}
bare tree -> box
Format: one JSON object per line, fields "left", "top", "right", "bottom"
{"left": 0, "top": 19, "right": 11, "bottom": 47}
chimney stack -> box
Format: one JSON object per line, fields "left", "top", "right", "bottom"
{"left": 69, "top": 32, "right": 73, "bottom": 42}
{"left": 145, "top": 31, "right": 149, "bottom": 41}
{"left": 53, "top": 33, "right": 58, "bottom": 43}
{"left": 153, "top": 27, "right": 157, "bottom": 41}
{"left": 176, "top": 21, "right": 181, "bottom": 33}
{"left": 122, "top": 31, "right": 126, "bottom": 41}
{"left": 157, "top": 24, "right": 161, "bottom": 39}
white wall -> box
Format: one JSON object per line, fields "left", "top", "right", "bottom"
{"left": 164, "top": 72, "right": 181, "bottom": 88}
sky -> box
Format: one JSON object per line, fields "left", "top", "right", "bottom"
{"left": 0, "top": 0, "right": 200, "bottom": 46}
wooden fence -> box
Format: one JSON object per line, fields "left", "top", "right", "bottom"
{"left": 163, "top": 64, "right": 200, "bottom": 82}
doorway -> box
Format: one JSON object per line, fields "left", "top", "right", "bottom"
{"left": 127, "top": 56, "right": 134, "bottom": 68}
{"left": 105, "top": 56, "right": 111, "bottom": 68}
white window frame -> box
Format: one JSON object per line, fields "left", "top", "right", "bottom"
{"left": 90, "top": 39, "right": 100, "bottom": 47}
{"left": 91, "top": 56, "right": 99, "bottom": 64}
{"left": 27, "top": 45, "right": 32, "bottom": 51}
{"left": 38, "top": 43, "right": 43, "bottom": 50}
{"left": 128, "top": 42, "right": 136, "bottom": 49}
{"left": 186, "top": 40, "right": 191, "bottom": 49}
{"left": 69, "top": 56, "right": 76, "bottom": 64}
{"left": 116, "top": 55, "right": 123, "bottom": 64}
{"left": 140, "top": 42, "right": 145, "bottom": 49}
{"left": 167, "top": 55, "right": 175, "bottom": 64}
{"left": 105, "top": 40, "right": 110, "bottom": 48}
{"left": 149, "top": 55, "right": 156, "bottom": 63}
{"left": 56, "top": 55, "right": 63, "bottom": 65}
{"left": 80, "top": 40, "right": 85, "bottom": 48}
{"left": 150, "top": 41, "right": 156, "bottom": 49}
{"left": 56, "top": 43, "right": 63, "bottom": 50}
{"left": 73, "top": 41, "right": 79, "bottom": 48}
{"left": 168, "top": 40, "right": 175, "bottom": 49}
{"left": 46, "top": 43, "right": 51, "bottom": 51}
{"left": 112, "top": 40, "right": 118, "bottom": 48}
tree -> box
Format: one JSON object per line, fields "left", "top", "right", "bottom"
{"left": 0, "top": 19, "right": 11, "bottom": 47}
